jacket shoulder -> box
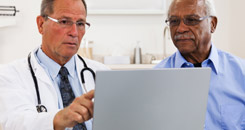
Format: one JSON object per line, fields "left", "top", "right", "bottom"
{"left": 0, "top": 58, "right": 28, "bottom": 74}
{"left": 0, "top": 58, "right": 28, "bottom": 87}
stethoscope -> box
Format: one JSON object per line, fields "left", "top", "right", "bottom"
{"left": 27, "top": 53, "right": 95, "bottom": 113}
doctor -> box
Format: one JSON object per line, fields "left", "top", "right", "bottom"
{"left": 0, "top": 0, "right": 109, "bottom": 129}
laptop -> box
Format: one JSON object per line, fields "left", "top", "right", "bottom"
{"left": 92, "top": 68, "right": 211, "bottom": 130}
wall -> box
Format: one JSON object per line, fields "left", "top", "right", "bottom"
{"left": 229, "top": 0, "right": 245, "bottom": 57}
{"left": 211, "top": 0, "right": 231, "bottom": 53}
{"left": 210, "top": 0, "right": 245, "bottom": 58}
{"left": 0, "top": 0, "right": 244, "bottom": 64}
{"left": 85, "top": 14, "right": 168, "bottom": 62}
{"left": 0, "top": 0, "right": 42, "bottom": 63}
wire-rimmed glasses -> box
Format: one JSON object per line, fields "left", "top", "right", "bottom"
{"left": 165, "top": 15, "right": 210, "bottom": 27}
{"left": 45, "top": 16, "right": 90, "bottom": 31}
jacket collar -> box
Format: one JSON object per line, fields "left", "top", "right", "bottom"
{"left": 30, "top": 47, "right": 53, "bottom": 86}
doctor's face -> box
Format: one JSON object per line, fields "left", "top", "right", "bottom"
{"left": 37, "top": 0, "right": 87, "bottom": 65}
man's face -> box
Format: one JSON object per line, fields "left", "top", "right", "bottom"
{"left": 38, "top": 0, "right": 87, "bottom": 64}
{"left": 168, "top": 0, "right": 213, "bottom": 55}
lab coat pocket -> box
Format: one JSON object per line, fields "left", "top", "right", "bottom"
{"left": 220, "top": 104, "right": 245, "bottom": 130}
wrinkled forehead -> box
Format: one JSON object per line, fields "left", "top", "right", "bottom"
{"left": 52, "top": 0, "right": 86, "bottom": 15}
{"left": 168, "top": 0, "right": 206, "bottom": 17}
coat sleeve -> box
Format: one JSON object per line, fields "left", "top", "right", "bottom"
{"left": 0, "top": 62, "right": 59, "bottom": 130}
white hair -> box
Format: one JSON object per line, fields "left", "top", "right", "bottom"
{"left": 167, "top": 0, "right": 217, "bottom": 16}
{"left": 205, "top": 0, "right": 216, "bottom": 16}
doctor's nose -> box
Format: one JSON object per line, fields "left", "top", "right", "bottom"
{"left": 68, "top": 24, "right": 79, "bottom": 37}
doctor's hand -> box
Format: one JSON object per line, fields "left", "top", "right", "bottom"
{"left": 53, "top": 90, "right": 95, "bottom": 130}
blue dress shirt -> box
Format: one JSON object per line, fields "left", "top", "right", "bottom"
{"left": 35, "top": 48, "right": 92, "bottom": 130}
{"left": 154, "top": 45, "right": 245, "bottom": 130}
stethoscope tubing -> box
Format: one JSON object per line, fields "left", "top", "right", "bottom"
{"left": 28, "top": 53, "right": 41, "bottom": 105}
{"left": 78, "top": 55, "right": 96, "bottom": 83}
{"left": 28, "top": 53, "right": 95, "bottom": 113}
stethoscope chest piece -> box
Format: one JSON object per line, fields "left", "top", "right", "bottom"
{"left": 36, "top": 104, "right": 47, "bottom": 113}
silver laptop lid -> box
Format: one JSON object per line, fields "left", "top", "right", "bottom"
{"left": 93, "top": 68, "right": 211, "bottom": 130}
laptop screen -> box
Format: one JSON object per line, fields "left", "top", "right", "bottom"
{"left": 93, "top": 68, "right": 211, "bottom": 130}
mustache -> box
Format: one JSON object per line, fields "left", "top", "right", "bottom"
{"left": 174, "top": 34, "right": 195, "bottom": 40}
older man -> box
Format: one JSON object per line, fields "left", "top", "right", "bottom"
{"left": 0, "top": 0, "right": 109, "bottom": 130}
{"left": 155, "top": 0, "right": 245, "bottom": 129}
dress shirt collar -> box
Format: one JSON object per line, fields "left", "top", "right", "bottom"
{"left": 175, "top": 50, "right": 189, "bottom": 68}
{"left": 174, "top": 44, "right": 219, "bottom": 74}
{"left": 206, "top": 45, "right": 219, "bottom": 74}
{"left": 36, "top": 48, "right": 76, "bottom": 79}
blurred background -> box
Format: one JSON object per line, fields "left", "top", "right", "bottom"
{"left": 0, "top": 0, "right": 244, "bottom": 69}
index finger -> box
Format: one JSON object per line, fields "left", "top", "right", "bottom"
{"left": 83, "top": 89, "right": 94, "bottom": 100}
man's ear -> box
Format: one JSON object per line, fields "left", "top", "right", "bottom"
{"left": 210, "top": 16, "right": 217, "bottom": 33}
{"left": 36, "top": 16, "right": 45, "bottom": 35}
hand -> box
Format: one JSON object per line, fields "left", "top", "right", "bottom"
{"left": 53, "top": 90, "right": 94, "bottom": 130}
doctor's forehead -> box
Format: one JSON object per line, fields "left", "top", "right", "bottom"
{"left": 51, "top": 0, "right": 86, "bottom": 16}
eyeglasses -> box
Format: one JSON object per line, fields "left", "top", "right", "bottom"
{"left": 45, "top": 16, "right": 90, "bottom": 31}
{"left": 165, "top": 15, "right": 210, "bottom": 27}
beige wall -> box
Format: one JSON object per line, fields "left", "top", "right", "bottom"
{"left": 212, "top": 0, "right": 231, "bottom": 52}
{"left": 0, "top": 0, "right": 244, "bottom": 64}
{"left": 229, "top": 1, "right": 245, "bottom": 58}
{"left": 213, "top": 0, "right": 245, "bottom": 58}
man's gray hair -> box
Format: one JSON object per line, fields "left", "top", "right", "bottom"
{"left": 40, "top": 0, "right": 87, "bottom": 17}
{"left": 167, "top": 0, "right": 216, "bottom": 16}
{"left": 204, "top": 0, "right": 216, "bottom": 16}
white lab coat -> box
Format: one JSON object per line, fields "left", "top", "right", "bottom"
{"left": 0, "top": 49, "right": 109, "bottom": 130}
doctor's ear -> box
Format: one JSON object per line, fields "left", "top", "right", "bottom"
{"left": 36, "top": 16, "right": 45, "bottom": 35}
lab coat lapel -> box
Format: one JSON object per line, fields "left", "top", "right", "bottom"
{"left": 30, "top": 49, "right": 59, "bottom": 110}
{"left": 30, "top": 51, "right": 54, "bottom": 88}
